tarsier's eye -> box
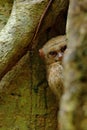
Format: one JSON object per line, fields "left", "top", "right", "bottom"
{"left": 49, "top": 51, "right": 57, "bottom": 56}
{"left": 60, "top": 45, "right": 67, "bottom": 52}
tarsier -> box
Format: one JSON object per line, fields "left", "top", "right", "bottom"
{"left": 39, "top": 35, "right": 67, "bottom": 99}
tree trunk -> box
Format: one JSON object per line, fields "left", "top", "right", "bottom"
{"left": 59, "top": 0, "right": 87, "bottom": 130}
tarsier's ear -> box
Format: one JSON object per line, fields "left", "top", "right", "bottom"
{"left": 39, "top": 49, "right": 45, "bottom": 58}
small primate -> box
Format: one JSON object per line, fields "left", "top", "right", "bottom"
{"left": 39, "top": 35, "right": 67, "bottom": 99}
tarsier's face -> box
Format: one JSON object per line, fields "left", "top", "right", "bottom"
{"left": 39, "top": 35, "right": 67, "bottom": 65}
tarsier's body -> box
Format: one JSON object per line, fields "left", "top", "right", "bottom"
{"left": 39, "top": 35, "right": 67, "bottom": 99}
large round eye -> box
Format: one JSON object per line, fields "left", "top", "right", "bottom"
{"left": 61, "top": 45, "right": 67, "bottom": 52}
{"left": 49, "top": 51, "right": 57, "bottom": 56}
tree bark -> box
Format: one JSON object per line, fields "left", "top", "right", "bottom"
{"left": 0, "top": 0, "right": 50, "bottom": 79}
{"left": 59, "top": 0, "right": 87, "bottom": 130}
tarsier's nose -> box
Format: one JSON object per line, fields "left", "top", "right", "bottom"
{"left": 58, "top": 52, "right": 63, "bottom": 61}
{"left": 39, "top": 49, "right": 44, "bottom": 58}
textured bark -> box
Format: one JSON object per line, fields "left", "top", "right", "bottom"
{"left": 0, "top": 0, "right": 51, "bottom": 80}
{"left": 59, "top": 0, "right": 87, "bottom": 130}
{"left": 0, "top": 0, "right": 13, "bottom": 30}
{"left": 0, "top": 0, "right": 69, "bottom": 130}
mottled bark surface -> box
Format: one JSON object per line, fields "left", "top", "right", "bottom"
{"left": 59, "top": 0, "right": 87, "bottom": 130}
{"left": 0, "top": 0, "right": 13, "bottom": 30}
{"left": 0, "top": 0, "right": 69, "bottom": 130}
